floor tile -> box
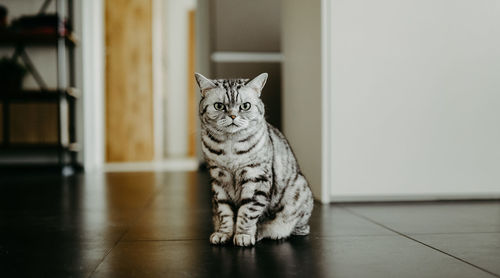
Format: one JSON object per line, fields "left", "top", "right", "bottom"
{"left": 308, "top": 205, "right": 394, "bottom": 237}
{"left": 0, "top": 239, "right": 113, "bottom": 278}
{"left": 2, "top": 170, "right": 499, "bottom": 277}
{"left": 92, "top": 235, "right": 496, "bottom": 278}
{"left": 344, "top": 202, "right": 500, "bottom": 234}
{"left": 0, "top": 172, "right": 161, "bottom": 277}
{"left": 0, "top": 208, "right": 128, "bottom": 277}
{"left": 413, "top": 233, "right": 500, "bottom": 276}
{"left": 123, "top": 206, "right": 213, "bottom": 241}
{"left": 124, "top": 201, "right": 391, "bottom": 241}
{"left": 125, "top": 170, "right": 391, "bottom": 240}
{"left": 0, "top": 172, "right": 162, "bottom": 211}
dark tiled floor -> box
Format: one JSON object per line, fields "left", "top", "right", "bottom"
{"left": 1, "top": 171, "right": 499, "bottom": 278}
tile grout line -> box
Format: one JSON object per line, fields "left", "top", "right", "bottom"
{"left": 121, "top": 238, "right": 207, "bottom": 242}
{"left": 86, "top": 224, "right": 130, "bottom": 278}
{"left": 86, "top": 182, "right": 169, "bottom": 278}
{"left": 339, "top": 206, "right": 500, "bottom": 278}
{"left": 402, "top": 231, "right": 500, "bottom": 236}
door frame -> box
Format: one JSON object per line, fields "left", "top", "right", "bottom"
{"left": 81, "top": 0, "right": 197, "bottom": 172}
{"left": 82, "top": 0, "right": 105, "bottom": 172}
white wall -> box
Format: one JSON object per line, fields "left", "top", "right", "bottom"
{"left": 194, "top": 0, "right": 211, "bottom": 162}
{"left": 328, "top": 0, "right": 500, "bottom": 200}
{"left": 282, "top": 0, "right": 326, "bottom": 202}
{"left": 163, "top": 0, "right": 196, "bottom": 158}
{"left": 82, "top": 0, "right": 105, "bottom": 171}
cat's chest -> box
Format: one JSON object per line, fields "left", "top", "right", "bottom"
{"left": 202, "top": 131, "right": 270, "bottom": 170}
{"left": 215, "top": 141, "right": 248, "bottom": 168}
{"left": 203, "top": 141, "right": 248, "bottom": 169}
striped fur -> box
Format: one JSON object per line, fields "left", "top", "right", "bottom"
{"left": 195, "top": 72, "right": 314, "bottom": 247}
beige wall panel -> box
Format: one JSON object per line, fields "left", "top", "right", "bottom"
{"left": 105, "top": 0, "right": 154, "bottom": 162}
{"left": 282, "top": 0, "right": 323, "bottom": 200}
{"left": 187, "top": 10, "right": 196, "bottom": 157}
{"left": 212, "top": 0, "right": 281, "bottom": 52}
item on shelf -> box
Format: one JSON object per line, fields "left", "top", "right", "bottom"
{"left": 0, "top": 5, "right": 7, "bottom": 29}
{"left": 10, "top": 14, "right": 70, "bottom": 36}
{"left": 0, "top": 57, "right": 27, "bottom": 93}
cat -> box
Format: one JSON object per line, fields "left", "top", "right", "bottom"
{"left": 195, "top": 72, "right": 314, "bottom": 247}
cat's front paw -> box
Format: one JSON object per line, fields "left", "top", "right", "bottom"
{"left": 210, "top": 232, "right": 232, "bottom": 245}
{"left": 233, "top": 233, "right": 255, "bottom": 247}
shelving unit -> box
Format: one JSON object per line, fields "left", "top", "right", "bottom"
{"left": 0, "top": 32, "right": 77, "bottom": 46}
{"left": 0, "top": 0, "right": 79, "bottom": 173}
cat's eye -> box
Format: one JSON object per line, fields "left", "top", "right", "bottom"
{"left": 214, "top": 102, "right": 225, "bottom": 111}
{"left": 240, "top": 102, "right": 251, "bottom": 111}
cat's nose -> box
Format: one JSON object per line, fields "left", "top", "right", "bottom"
{"left": 229, "top": 115, "right": 236, "bottom": 120}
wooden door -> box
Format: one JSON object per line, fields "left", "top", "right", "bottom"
{"left": 105, "top": 0, "right": 154, "bottom": 162}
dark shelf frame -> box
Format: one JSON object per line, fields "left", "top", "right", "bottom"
{"left": 0, "top": 89, "right": 78, "bottom": 102}
{"left": 0, "top": 32, "right": 77, "bottom": 46}
{"left": 0, "top": 0, "right": 79, "bottom": 173}
{"left": 0, "top": 143, "right": 77, "bottom": 151}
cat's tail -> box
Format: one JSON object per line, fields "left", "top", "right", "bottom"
{"left": 256, "top": 224, "right": 309, "bottom": 242}
{"left": 291, "top": 225, "right": 310, "bottom": 236}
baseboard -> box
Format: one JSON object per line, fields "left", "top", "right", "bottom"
{"left": 330, "top": 193, "right": 500, "bottom": 203}
{"left": 102, "top": 158, "right": 199, "bottom": 172}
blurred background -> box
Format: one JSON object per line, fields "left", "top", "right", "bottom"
{"left": 0, "top": 0, "right": 499, "bottom": 202}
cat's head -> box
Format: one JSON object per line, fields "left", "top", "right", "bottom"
{"left": 195, "top": 72, "right": 268, "bottom": 134}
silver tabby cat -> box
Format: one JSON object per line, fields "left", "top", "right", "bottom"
{"left": 195, "top": 72, "right": 314, "bottom": 247}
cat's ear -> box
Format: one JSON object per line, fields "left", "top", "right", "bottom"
{"left": 194, "top": 72, "right": 217, "bottom": 95}
{"left": 246, "top": 73, "right": 268, "bottom": 96}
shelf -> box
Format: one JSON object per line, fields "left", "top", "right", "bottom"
{"left": 0, "top": 143, "right": 63, "bottom": 150}
{"left": 0, "top": 1, "right": 80, "bottom": 172}
{"left": 0, "top": 143, "right": 78, "bottom": 152}
{"left": 0, "top": 31, "right": 77, "bottom": 46}
{"left": 0, "top": 89, "right": 78, "bottom": 102}
{"left": 0, "top": 163, "right": 83, "bottom": 175}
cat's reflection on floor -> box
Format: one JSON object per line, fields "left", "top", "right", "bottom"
{"left": 208, "top": 237, "right": 322, "bottom": 277}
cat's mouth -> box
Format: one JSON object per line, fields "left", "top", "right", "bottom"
{"left": 225, "top": 122, "right": 241, "bottom": 133}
